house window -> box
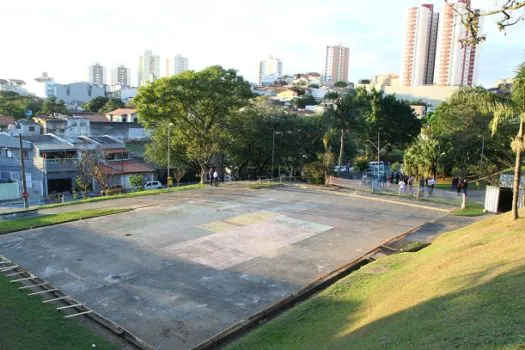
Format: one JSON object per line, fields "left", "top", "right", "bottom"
{"left": 23, "top": 151, "right": 29, "bottom": 159}
{"left": 6, "top": 149, "right": 12, "bottom": 158}
{"left": 29, "top": 126, "right": 35, "bottom": 132}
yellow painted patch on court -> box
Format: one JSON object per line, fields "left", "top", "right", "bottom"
{"left": 225, "top": 211, "right": 278, "bottom": 226}
{"left": 199, "top": 221, "right": 238, "bottom": 233}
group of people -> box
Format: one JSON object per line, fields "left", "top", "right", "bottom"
{"left": 451, "top": 177, "right": 469, "bottom": 196}
{"left": 397, "top": 175, "right": 436, "bottom": 194}
{"left": 207, "top": 168, "right": 220, "bottom": 187}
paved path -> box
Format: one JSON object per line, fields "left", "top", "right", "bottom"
{"left": 0, "top": 185, "right": 468, "bottom": 349}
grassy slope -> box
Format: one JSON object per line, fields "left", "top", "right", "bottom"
{"left": 228, "top": 211, "right": 525, "bottom": 350}
{"left": 0, "top": 274, "right": 118, "bottom": 350}
{"left": 453, "top": 201, "right": 486, "bottom": 217}
{"left": 39, "top": 183, "right": 203, "bottom": 209}
{"left": 0, "top": 208, "right": 130, "bottom": 235}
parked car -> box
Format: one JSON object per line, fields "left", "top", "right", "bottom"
{"left": 143, "top": 181, "right": 163, "bottom": 190}
{"left": 333, "top": 165, "right": 349, "bottom": 172}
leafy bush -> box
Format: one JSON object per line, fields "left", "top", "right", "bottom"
{"left": 391, "top": 161, "right": 400, "bottom": 173}
{"left": 129, "top": 175, "right": 144, "bottom": 190}
{"left": 304, "top": 162, "right": 325, "bottom": 184}
{"left": 354, "top": 157, "right": 369, "bottom": 172}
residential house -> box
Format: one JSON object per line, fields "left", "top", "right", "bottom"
{"left": 277, "top": 89, "right": 300, "bottom": 102}
{"left": 0, "top": 115, "right": 15, "bottom": 132}
{"left": 25, "top": 134, "right": 79, "bottom": 195}
{"left": 34, "top": 115, "right": 90, "bottom": 141}
{"left": 10, "top": 119, "right": 41, "bottom": 136}
{"left": 105, "top": 108, "right": 138, "bottom": 123}
{"left": 0, "top": 133, "right": 43, "bottom": 199}
{"left": 75, "top": 135, "right": 155, "bottom": 191}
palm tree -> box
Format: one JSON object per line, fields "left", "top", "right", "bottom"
{"left": 490, "top": 62, "right": 525, "bottom": 220}
{"left": 325, "top": 90, "right": 365, "bottom": 176}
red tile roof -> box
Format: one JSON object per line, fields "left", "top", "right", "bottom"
{"left": 0, "top": 115, "right": 15, "bottom": 126}
{"left": 99, "top": 160, "right": 154, "bottom": 175}
{"left": 84, "top": 114, "right": 109, "bottom": 122}
{"left": 107, "top": 108, "right": 137, "bottom": 116}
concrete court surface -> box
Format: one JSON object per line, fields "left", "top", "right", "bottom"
{"left": 0, "top": 186, "right": 448, "bottom": 349}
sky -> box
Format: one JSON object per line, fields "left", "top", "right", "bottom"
{"left": 1, "top": 0, "right": 524, "bottom": 94}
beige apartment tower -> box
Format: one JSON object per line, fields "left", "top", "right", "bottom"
{"left": 324, "top": 44, "right": 349, "bottom": 83}
{"left": 436, "top": 0, "right": 482, "bottom": 86}
{"left": 401, "top": 4, "right": 439, "bottom": 86}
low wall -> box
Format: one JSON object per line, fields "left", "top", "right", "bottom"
{"left": 0, "top": 182, "right": 19, "bottom": 201}
{"left": 0, "top": 208, "right": 39, "bottom": 221}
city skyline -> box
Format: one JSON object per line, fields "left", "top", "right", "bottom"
{"left": 2, "top": 0, "right": 524, "bottom": 94}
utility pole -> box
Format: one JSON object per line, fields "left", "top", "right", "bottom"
{"left": 271, "top": 131, "right": 276, "bottom": 179}
{"left": 167, "top": 123, "right": 173, "bottom": 187}
{"left": 19, "top": 134, "right": 28, "bottom": 209}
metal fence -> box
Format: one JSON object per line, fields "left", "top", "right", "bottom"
{"left": 328, "top": 175, "right": 463, "bottom": 206}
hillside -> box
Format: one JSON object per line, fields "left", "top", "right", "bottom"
{"left": 228, "top": 211, "right": 525, "bottom": 349}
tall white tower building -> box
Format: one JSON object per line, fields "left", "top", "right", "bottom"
{"left": 165, "top": 54, "right": 189, "bottom": 76}
{"left": 435, "top": 0, "right": 482, "bottom": 86}
{"left": 257, "top": 54, "right": 283, "bottom": 83}
{"left": 401, "top": 4, "right": 439, "bottom": 86}
{"left": 138, "top": 50, "right": 160, "bottom": 86}
{"left": 88, "top": 63, "right": 106, "bottom": 85}
{"left": 111, "top": 65, "right": 131, "bottom": 86}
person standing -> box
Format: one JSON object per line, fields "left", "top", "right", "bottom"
{"left": 463, "top": 179, "right": 469, "bottom": 197}
{"left": 208, "top": 168, "right": 214, "bottom": 187}
{"left": 395, "top": 172, "right": 400, "bottom": 184}
{"left": 452, "top": 177, "right": 458, "bottom": 191}
{"left": 457, "top": 178, "right": 463, "bottom": 196}
{"left": 213, "top": 169, "right": 219, "bottom": 187}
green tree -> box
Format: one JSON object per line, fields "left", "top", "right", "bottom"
{"left": 40, "top": 96, "right": 67, "bottom": 115}
{"left": 82, "top": 96, "right": 109, "bottom": 112}
{"left": 129, "top": 174, "right": 144, "bottom": 190}
{"left": 100, "top": 98, "right": 125, "bottom": 113}
{"left": 333, "top": 81, "right": 348, "bottom": 88}
{"left": 325, "top": 89, "right": 367, "bottom": 176}
{"left": 354, "top": 157, "right": 369, "bottom": 172}
{"left": 0, "top": 92, "right": 43, "bottom": 118}
{"left": 489, "top": 62, "right": 525, "bottom": 220}
{"left": 322, "top": 132, "right": 336, "bottom": 184}
{"left": 135, "top": 66, "right": 253, "bottom": 182}
{"left": 304, "top": 162, "right": 325, "bottom": 184}
{"left": 293, "top": 94, "right": 317, "bottom": 109}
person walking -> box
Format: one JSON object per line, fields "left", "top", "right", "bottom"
{"left": 463, "top": 179, "right": 469, "bottom": 197}
{"left": 428, "top": 177, "right": 436, "bottom": 194}
{"left": 213, "top": 169, "right": 219, "bottom": 187}
{"left": 419, "top": 176, "right": 425, "bottom": 190}
{"left": 395, "top": 172, "right": 400, "bottom": 184}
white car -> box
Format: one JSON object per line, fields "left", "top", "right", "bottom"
{"left": 333, "top": 165, "right": 349, "bottom": 172}
{"left": 143, "top": 181, "right": 163, "bottom": 190}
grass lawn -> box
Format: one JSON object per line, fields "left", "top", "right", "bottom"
{"left": 0, "top": 274, "right": 118, "bottom": 350}
{"left": 39, "top": 183, "right": 203, "bottom": 209}
{"left": 228, "top": 210, "right": 525, "bottom": 350}
{"left": 0, "top": 208, "right": 131, "bottom": 235}
{"left": 453, "top": 201, "right": 486, "bottom": 217}
{"left": 248, "top": 183, "right": 282, "bottom": 190}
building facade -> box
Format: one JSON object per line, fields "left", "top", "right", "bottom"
{"left": 257, "top": 55, "right": 283, "bottom": 84}
{"left": 88, "top": 63, "right": 106, "bottom": 85}
{"left": 45, "top": 82, "right": 107, "bottom": 108}
{"left": 436, "top": 0, "right": 482, "bottom": 86}
{"left": 401, "top": 4, "right": 439, "bottom": 86}
{"left": 138, "top": 50, "right": 160, "bottom": 86}
{"left": 165, "top": 55, "right": 189, "bottom": 76}
{"left": 111, "top": 65, "right": 131, "bottom": 86}
{"left": 324, "top": 44, "right": 350, "bottom": 83}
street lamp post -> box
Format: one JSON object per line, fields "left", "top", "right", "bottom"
{"left": 366, "top": 133, "right": 390, "bottom": 180}
{"left": 167, "top": 123, "right": 173, "bottom": 187}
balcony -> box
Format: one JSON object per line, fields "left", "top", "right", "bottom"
{"left": 35, "top": 158, "right": 78, "bottom": 173}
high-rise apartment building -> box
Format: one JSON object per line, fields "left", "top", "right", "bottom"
{"left": 165, "top": 54, "right": 189, "bottom": 76}
{"left": 88, "top": 63, "right": 106, "bottom": 85}
{"left": 138, "top": 50, "right": 160, "bottom": 86}
{"left": 324, "top": 44, "right": 350, "bottom": 83}
{"left": 257, "top": 55, "right": 283, "bottom": 83}
{"left": 436, "top": 0, "right": 482, "bottom": 86}
{"left": 111, "top": 65, "right": 131, "bottom": 86}
{"left": 401, "top": 4, "right": 439, "bottom": 86}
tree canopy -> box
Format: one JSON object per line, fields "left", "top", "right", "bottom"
{"left": 82, "top": 96, "right": 109, "bottom": 112}
{"left": 135, "top": 66, "right": 253, "bottom": 181}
